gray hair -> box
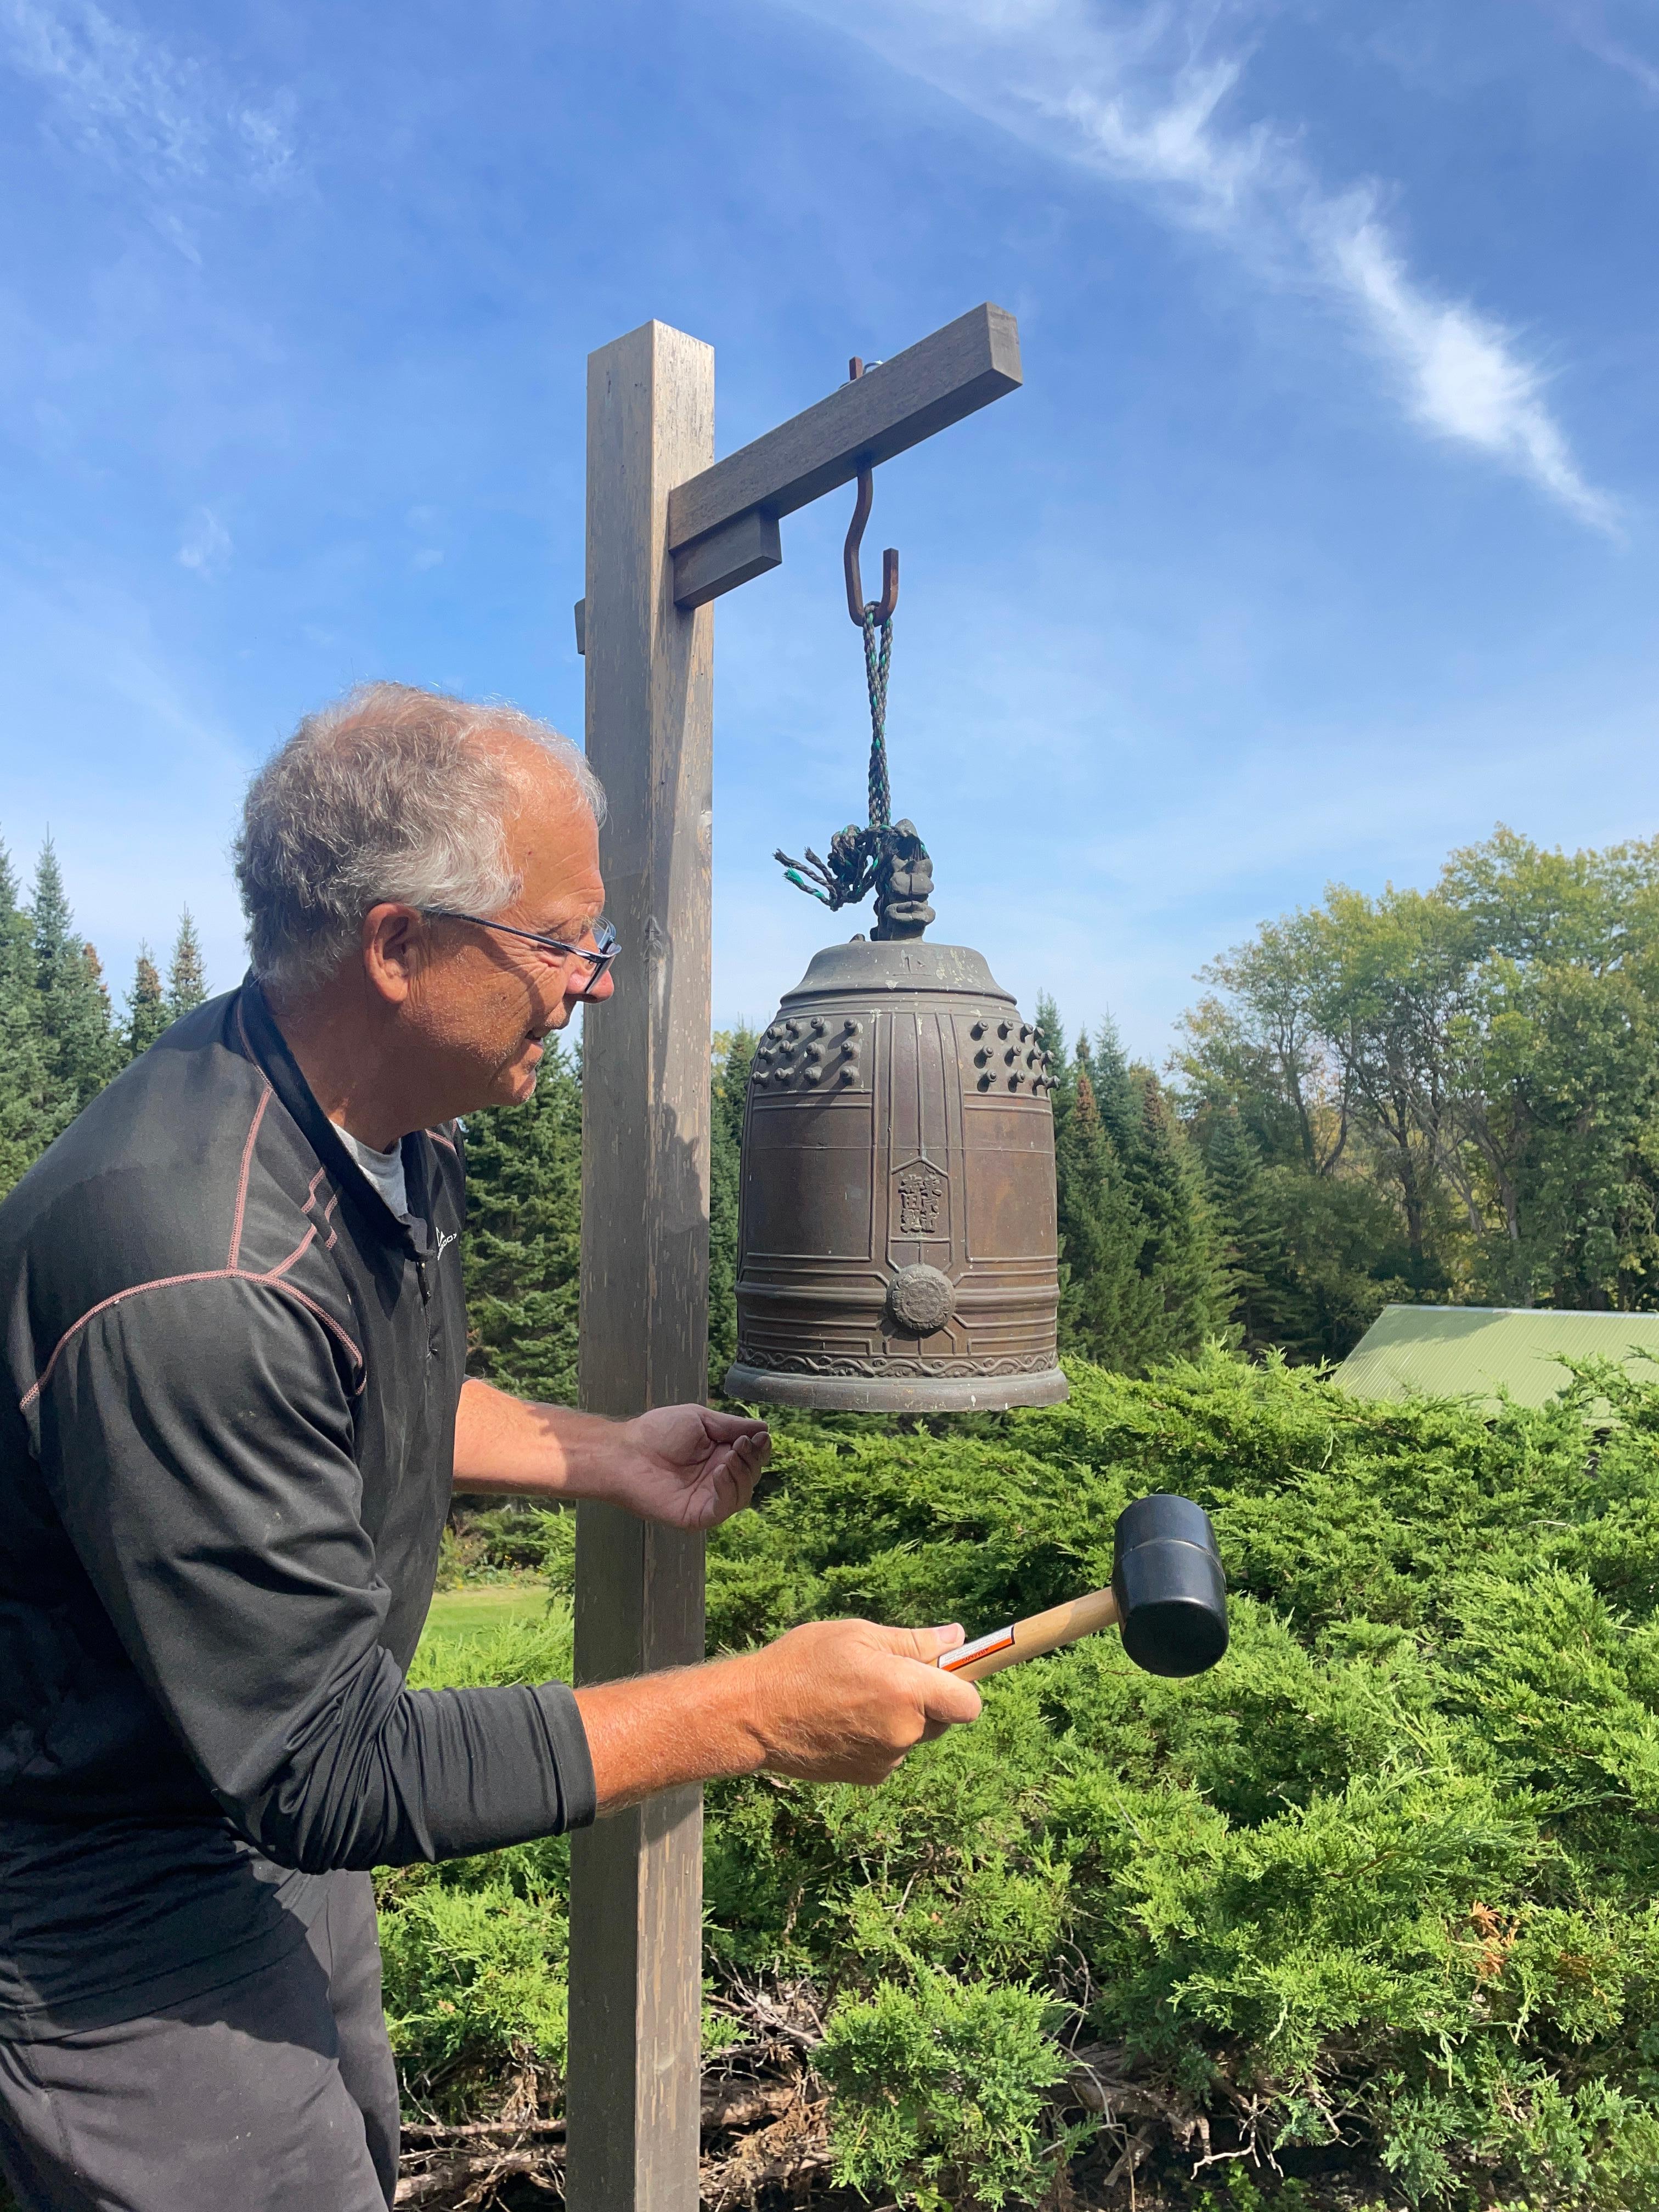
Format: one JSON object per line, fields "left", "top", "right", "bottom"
{"left": 234, "top": 681, "right": 606, "bottom": 996}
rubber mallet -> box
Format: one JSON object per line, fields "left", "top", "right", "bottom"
{"left": 937, "top": 1494, "right": 1228, "bottom": 1684}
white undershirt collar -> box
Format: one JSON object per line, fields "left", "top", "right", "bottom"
{"left": 335, "top": 1125, "right": 412, "bottom": 1224}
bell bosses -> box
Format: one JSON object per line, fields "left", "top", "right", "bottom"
{"left": 0, "top": 684, "right": 982, "bottom": 2212}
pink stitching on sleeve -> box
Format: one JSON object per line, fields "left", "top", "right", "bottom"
{"left": 265, "top": 1227, "right": 317, "bottom": 1282}
{"left": 265, "top": 1282, "right": 368, "bottom": 1387}
{"left": 227, "top": 1088, "right": 273, "bottom": 1268}
{"left": 19, "top": 1271, "right": 366, "bottom": 1414}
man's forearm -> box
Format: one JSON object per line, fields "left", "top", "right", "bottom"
{"left": 573, "top": 1656, "right": 767, "bottom": 1815}
{"left": 569, "top": 1620, "right": 981, "bottom": 1816}
{"left": 452, "top": 1376, "right": 617, "bottom": 1498}
{"left": 452, "top": 1381, "right": 769, "bottom": 1527}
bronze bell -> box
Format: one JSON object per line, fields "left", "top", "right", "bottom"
{"left": 734, "top": 446, "right": 1066, "bottom": 1412}
{"left": 724, "top": 935, "right": 1068, "bottom": 1414}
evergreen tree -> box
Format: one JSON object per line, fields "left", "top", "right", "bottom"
{"left": 708, "top": 1028, "right": 756, "bottom": 1395}
{"left": 1054, "top": 1055, "right": 1161, "bottom": 1370}
{"left": 1071, "top": 1013, "right": 1234, "bottom": 1363}
{"left": 1045, "top": 1000, "right": 1163, "bottom": 1372}
{"left": 124, "top": 944, "right": 168, "bottom": 1060}
{"left": 166, "top": 907, "right": 208, "bottom": 1017}
{"left": 1132, "top": 1073, "right": 1237, "bottom": 1358}
{"left": 460, "top": 1036, "right": 583, "bottom": 1403}
{"left": 1203, "top": 1109, "right": 1284, "bottom": 1353}
{"left": 1032, "top": 992, "right": 1067, "bottom": 1086}
{"left": 1082, "top": 1015, "right": 1143, "bottom": 1159}
{"left": 31, "top": 838, "right": 117, "bottom": 1116}
{"left": 0, "top": 838, "right": 60, "bottom": 1196}
{"left": 1041, "top": 998, "right": 1082, "bottom": 1324}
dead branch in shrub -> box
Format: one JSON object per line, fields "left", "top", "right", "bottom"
{"left": 394, "top": 2062, "right": 823, "bottom": 2209}
{"left": 392, "top": 1994, "right": 1307, "bottom": 2211}
{"left": 393, "top": 2147, "right": 558, "bottom": 2207}
{"left": 1058, "top": 2042, "right": 1211, "bottom": 2159}
{"left": 393, "top": 1991, "right": 1253, "bottom": 2209}
{"left": 705, "top": 1971, "right": 827, "bottom": 2057}
{"left": 702, "top": 2078, "right": 832, "bottom": 2211}
{"left": 703, "top": 2080, "right": 798, "bottom": 2134}
{"left": 402, "top": 2118, "right": 567, "bottom": 2146}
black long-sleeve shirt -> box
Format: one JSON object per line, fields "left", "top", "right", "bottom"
{"left": 0, "top": 980, "right": 593, "bottom": 2038}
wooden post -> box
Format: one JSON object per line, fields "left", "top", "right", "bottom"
{"left": 566, "top": 301, "right": 1022, "bottom": 2212}
{"left": 568, "top": 319, "right": 715, "bottom": 2212}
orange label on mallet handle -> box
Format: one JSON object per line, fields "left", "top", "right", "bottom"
{"left": 940, "top": 1624, "right": 1016, "bottom": 1674}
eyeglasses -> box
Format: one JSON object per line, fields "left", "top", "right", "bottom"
{"left": 422, "top": 910, "right": 619, "bottom": 995}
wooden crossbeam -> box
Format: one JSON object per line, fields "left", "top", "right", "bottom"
{"left": 670, "top": 300, "right": 1018, "bottom": 608}
{"left": 573, "top": 302, "right": 1022, "bottom": 644}
{"left": 670, "top": 302, "right": 1019, "bottom": 551}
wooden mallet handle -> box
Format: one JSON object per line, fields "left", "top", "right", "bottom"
{"left": 937, "top": 1587, "right": 1122, "bottom": 1683}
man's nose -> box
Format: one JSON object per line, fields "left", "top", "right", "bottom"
{"left": 576, "top": 967, "right": 617, "bottom": 1005}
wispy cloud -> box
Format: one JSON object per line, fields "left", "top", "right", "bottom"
{"left": 0, "top": 0, "right": 298, "bottom": 249}
{"left": 789, "top": 0, "right": 1616, "bottom": 532}
{"left": 177, "top": 506, "right": 231, "bottom": 578}
{"left": 1532, "top": 0, "right": 1659, "bottom": 100}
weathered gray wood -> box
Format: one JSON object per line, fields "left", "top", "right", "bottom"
{"left": 666, "top": 302, "right": 1020, "bottom": 560}
{"left": 569, "top": 318, "right": 714, "bottom": 2212}
{"left": 567, "top": 296, "right": 1025, "bottom": 2211}
{"left": 672, "top": 507, "right": 782, "bottom": 611}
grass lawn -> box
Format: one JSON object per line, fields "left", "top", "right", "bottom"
{"left": 418, "top": 1582, "right": 555, "bottom": 1652}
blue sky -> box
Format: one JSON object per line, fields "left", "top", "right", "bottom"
{"left": 3, "top": 0, "right": 1657, "bottom": 1059}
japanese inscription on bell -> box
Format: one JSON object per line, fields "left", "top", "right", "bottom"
{"left": 896, "top": 1164, "right": 945, "bottom": 1237}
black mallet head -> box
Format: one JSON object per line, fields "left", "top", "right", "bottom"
{"left": 938, "top": 1491, "right": 1230, "bottom": 1685}
{"left": 1110, "top": 1493, "right": 1229, "bottom": 1678}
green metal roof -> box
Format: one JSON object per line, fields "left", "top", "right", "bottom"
{"left": 1338, "top": 1304, "right": 1659, "bottom": 1412}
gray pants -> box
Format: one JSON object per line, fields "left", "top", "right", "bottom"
{"left": 0, "top": 1873, "right": 398, "bottom": 2212}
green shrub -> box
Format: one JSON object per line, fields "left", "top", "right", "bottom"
{"left": 440, "top": 1501, "right": 574, "bottom": 1585}
{"left": 388, "top": 1352, "right": 1659, "bottom": 2202}
{"left": 377, "top": 1610, "right": 578, "bottom": 2117}
{"left": 817, "top": 1969, "right": 1079, "bottom": 2209}
{"left": 381, "top": 1878, "right": 569, "bottom": 2110}
{"left": 404, "top": 1603, "right": 573, "bottom": 1694}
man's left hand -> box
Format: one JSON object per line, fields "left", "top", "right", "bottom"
{"left": 603, "top": 1406, "right": 771, "bottom": 1530}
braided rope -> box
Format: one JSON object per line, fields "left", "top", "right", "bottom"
{"left": 774, "top": 603, "right": 919, "bottom": 922}
{"left": 862, "top": 609, "right": 893, "bottom": 831}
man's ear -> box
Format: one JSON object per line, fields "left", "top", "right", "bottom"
{"left": 362, "top": 904, "right": 424, "bottom": 1005}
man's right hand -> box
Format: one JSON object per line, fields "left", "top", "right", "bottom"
{"left": 739, "top": 1619, "right": 983, "bottom": 1784}
{"left": 573, "top": 1618, "right": 983, "bottom": 1815}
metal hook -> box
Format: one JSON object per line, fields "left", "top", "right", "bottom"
{"left": 843, "top": 357, "right": 899, "bottom": 627}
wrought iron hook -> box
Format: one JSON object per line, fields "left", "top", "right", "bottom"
{"left": 843, "top": 357, "right": 899, "bottom": 627}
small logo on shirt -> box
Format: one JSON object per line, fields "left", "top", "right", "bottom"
{"left": 435, "top": 1228, "right": 458, "bottom": 1262}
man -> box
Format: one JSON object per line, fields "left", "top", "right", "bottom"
{"left": 0, "top": 682, "right": 981, "bottom": 2212}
